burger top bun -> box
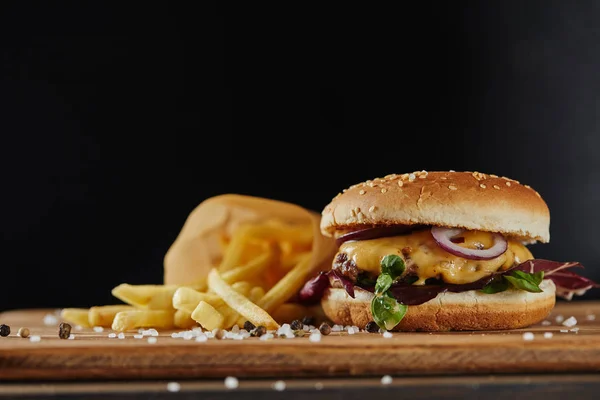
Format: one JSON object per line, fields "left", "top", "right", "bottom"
{"left": 320, "top": 171, "right": 550, "bottom": 243}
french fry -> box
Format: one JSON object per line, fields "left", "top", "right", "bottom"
{"left": 60, "top": 308, "right": 91, "bottom": 328}
{"left": 112, "top": 310, "right": 175, "bottom": 332}
{"left": 280, "top": 250, "right": 312, "bottom": 269}
{"left": 89, "top": 305, "right": 137, "bottom": 327}
{"left": 111, "top": 284, "right": 179, "bottom": 310}
{"left": 172, "top": 287, "right": 224, "bottom": 314}
{"left": 249, "top": 286, "right": 265, "bottom": 303}
{"left": 174, "top": 309, "right": 197, "bottom": 329}
{"left": 191, "top": 301, "right": 225, "bottom": 331}
{"left": 231, "top": 281, "right": 252, "bottom": 297}
{"left": 218, "top": 225, "right": 257, "bottom": 271}
{"left": 208, "top": 268, "right": 279, "bottom": 330}
{"left": 221, "top": 248, "right": 275, "bottom": 284}
{"left": 259, "top": 254, "right": 312, "bottom": 313}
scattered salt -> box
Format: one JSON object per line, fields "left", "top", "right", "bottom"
{"left": 195, "top": 334, "right": 208, "bottom": 342}
{"left": 68, "top": 334, "right": 75, "bottom": 340}
{"left": 347, "top": 327, "right": 356, "bottom": 335}
{"left": 272, "top": 380, "right": 286, "bottom": 391}
{"left": 383, "top": 331, "right": 393, "bottom": 339}
{"left": 522, "top": 332, "right": 534, "bottom": 341}
{"left": 147, "top": 337, "right": 157, "bottom": 344}
{"left": 231, "top": 325, "right": 240, "bottom": 334}
{"left": 224, "top": 376, "right": 239, "bottom": 389}
{"left": 43, "top": 314, "right": 58, "bottom": 326}
{"left": 381, "top": 375, "right": 393, "bottom": 385}
{"left": 331, "top": 324, "right": 343, "bottom": 332}
{"left": 543, "top": 332, "right": 553, "bottom": 339}
{"left": 560, "top": 329, "right": 569, "bottom": 333}
{"left": 108, "top": 333, "right": 117, "bottom": 338}
{"left": 541, "top": 320, "right": 551, "bottom": 326}
{"left": 260, "top": 333, "right": 274, "bottom": 341}
{"left": 570, "top": 327, "right": 580, "bottom": 332}
{"left": 134, "top": 334, "right": 143, "bottom": 339}
{"left": 309, "top": 332, "right": 322, "bottom": 342}
{"left": 562, "top": 316, "right": 577, "bottom": 327}
{"left": 182, "top": 331, "right": 194, "bottom": 340}
{"left": 117, "top": 333, "right": 125, "bottom": 339}
{"left": 93, "top": 326, "right": 104, "bottom": 333}
{"left": 170, "top": 333, "right": 180, "bottom": 338}
{"left": 29, "top": 335, "right": 41, "bottom": 343}
{"left": 166, "top": 382, "right": 180, "bottom": 392}
{"left": 586, "top": 314, "right": 596, "bottom": 321}
{"left": 555, "top": 315, "right": 564, "bottom": 323}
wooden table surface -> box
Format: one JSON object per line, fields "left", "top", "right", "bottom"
{"left": 2, "top": 301, "right": 600, "bottom": 399}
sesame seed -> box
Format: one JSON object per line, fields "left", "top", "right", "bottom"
{"left": 359, "top": 189, "right": 366, "bottom": 195}
{"left": 448, "top": 185, "right": 457, "bottom": 191}
{"left": 490, "top": 174, "right": 498, "bottom": 178}
{"left": 522, "top": 332, "right": 534, "bottom": 341}
{"left": 440, "top": 177, "right": 447, "bottom": 180}
{"left": 493, "top": 185, "right": 500, "bottom": 190}
{"left": 543, "top": 332, "right": 553, "bottom": 339}
{"left": 93, "top": 326, "right": 104, "bottom": 333}
{"left": 535, "top": 192, "right": 541, "bottom": 197}
{"left": 273, "top": 380, "right": 286, "bottom": 391}
{"left": 480, "top": 184, "right": 486, "bottom": 189}
{"left": 108, "top": 333, "right": 117, "bottom": 338}
{"left": 29, "top": 335, "right": 41, "bottom": 343}
{"left": 369, "top": 206, "right": 377, "bottom": 213}
{"left": 562, "top": 316, "right": 577, "bottom": 327}
{"left": 383, "top": 331, "right": 393, "bottom": 338}
{"left": 397, "top": 180, "right": 403, "bottom": 187}
{"left": 381, "top": 375, "right": 393, "bottom": 385}
{"left": 224, "top": 376, "right": 239, "bottom": 389}
{"left": 524, "top": 184, "right": 531, "bottom": 189}
{"left": 167, "top": 382, "right": 181, "bottom": 392}
{"left": 506, "top": 182, "right": 511, "bottom": 187}
{"left": 147, "top": 337, "right": 157, "bottom": 344}
{"left": 380, "top": 188, "right": 387, "bottom": 194}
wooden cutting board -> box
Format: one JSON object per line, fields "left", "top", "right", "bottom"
{"left": 2, "top": 301, "right": 600, "bottom": 381}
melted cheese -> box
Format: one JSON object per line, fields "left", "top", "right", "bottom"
{"left": 338, "top": 230, "right": 533, "bottom": 285}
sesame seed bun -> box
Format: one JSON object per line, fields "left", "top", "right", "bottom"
{"left": 321, "top": 280, "right": 556, "bottom": 331}
{"left": 321, "top": 171, "right": 550, "bottom": 243}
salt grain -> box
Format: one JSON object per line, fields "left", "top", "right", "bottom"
{"left": 75, "top": 325, "right": 83, "bottom": 331}
{"left": 562, "top": 316, "right": 577, "bottom": 327}
{"left": 586, "top": 314, "right": 596, "bottom": 321}
{"left": 43, "top": 314, "right": 58, "bottom": 326}
{"left": 134, "top": 334, "right": 143, "bottom": 339}
{"left": 147, "top": 337, "right": 157, "bottom": 344}
{"left": 383, "top": 331, "right": 393, "bottom": 339}
{"left": 555, "top": 315, "right": 564, "bottom": 323}
{"left": 381, "top": 375, "right": 393, "bottom": 385}
{"left": 224, "top": 376, "right": 239, "bottom": 389}
{"left": 93, "top": 326, "right": 104, "bottom": 333}
{"left": 166, "top": 382, "right": 180, "bottom": 392}
{"left": 260, "top": 333, "right": 274, "bottom": 341}
{"left": 560, "top": 329, "right": 569, "bottom": 333}
{"left": 331, "top": 324, "right": 343, "bottom": 332}
{"left": 68, "top": 334, "right": 75, "bottom": 340}
{"left": 273, "top": 380, "right": 286, "bottom": 391}
{"left": 182, "top": 331, "right": 194, "bottom": 340}
{"left": 541, "top": 320, "right": 551, "bottom": 326}
{"left": 117, "top": 333, "right": 125, "bottom": 339}
{"left": 570, "top": 327, "right": 580, "bottom": 332}
{"left": 543, "top": 332, "right": 553, "bottom": 339}
{"left": 522, "top": 332, "right": 534, "bottom": 341}
{"left": 195, "top": 334, "right": 208, "bottom": 342}
{"left": 309, "top": 332, "right": 322, "bottom": 342}
{"left": 29, "top": 335, "right": 41, "bottom": 343}
{"left": 108, "top": 333, "right": 117, "bottom": 338}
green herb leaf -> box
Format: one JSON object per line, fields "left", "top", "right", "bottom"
{"left": 381, "top": 255, "right": 405, "bottom": 279}
{"left": 375, "top": 274, "right": 393, "bottom": 294}
{"left": 370, "top": 292, "right": 408, "bottom": 331}
{"left": 504, "top": 273, "right": 543, "bottom": 293}
{"left": 481, "top": 277, "right": 509, "bottom": 294}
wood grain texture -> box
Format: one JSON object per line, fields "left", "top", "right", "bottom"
{"left": 1, "top": 301, "right": 600, "bottom": 381}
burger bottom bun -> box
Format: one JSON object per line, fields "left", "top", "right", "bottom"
{"left": 321, "top": 280, "right": 556, "bottom": 332}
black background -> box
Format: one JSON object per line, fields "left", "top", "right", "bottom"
{"left": 2, "top": 2, "right": 600, "bottom": 311}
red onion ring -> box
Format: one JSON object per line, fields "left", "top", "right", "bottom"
{"left": 430, "top": 226, "right": 508, "bottom": 260}
{"left": 335, "top": 225, "right": 426, "bottom": 247}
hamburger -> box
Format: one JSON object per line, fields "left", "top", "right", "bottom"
{"left": 299, "top": 171, "right": 599, "bottom": 331}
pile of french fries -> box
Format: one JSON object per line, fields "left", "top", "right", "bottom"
{"left": 61, "top": 219, "right": 322, "bottom": 333}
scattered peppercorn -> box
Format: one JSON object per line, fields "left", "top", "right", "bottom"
{"left": 243, "top": 321, "right": 256, "bottom": 332}
{"left": 251, "top": 325, "right": 266, "bottom": 337}
{"left": 290, "top": 319, "right": 303, "bottom": 330}
{"left": 17, "top": 327, "right": 30, "bottom": 338}
{"left": 58, "top": 322, "right": 71, "bottom": 339}
{"left": 301, "top": 316, "right": 315, "bottom": 326}
{"left": 0, "top": 324, "right": 10, "bottom": 337}
{"left": 214, "top": 329, "right": 226, "bottom": 340}
{"left": 319, "top": 322, "right": 331, "bottom": 335}
{"left": 365, "top": 321, "right": 379, "bottom": 333}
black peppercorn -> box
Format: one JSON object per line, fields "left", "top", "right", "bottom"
{"left": 251, "top": 325, "right": 267, "bottom": 337}
{"left": 290, "top": 319, "right": 303, "bottom": 330}
{"left": 365, "top": 321, "right": 379, "bottom": 333}
{"left": 243, "top": 321, "right": 256, "bottom": 331}
{"left": 0, "top": 324, "right": 10, "bottom": 337}
{"left": 319, "top": 322, "right": 331, "bottom": 335}
{"left": 301, "top": 316, "right": 315, "bottom": 326}
{"left": 58, "top": 322, "right": 71, "bottom": 339}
